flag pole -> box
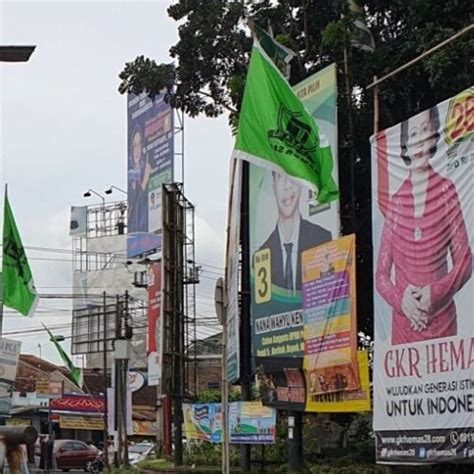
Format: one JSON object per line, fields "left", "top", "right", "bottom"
{"left": 0, "top": 184, "right": 6, "bottom": 336}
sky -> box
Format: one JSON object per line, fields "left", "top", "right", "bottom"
{"left": 1, "top": 1, "right": 233, "bottom": 365}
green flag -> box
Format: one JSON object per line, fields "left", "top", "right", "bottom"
{"left": 233, "top": 39, "right": 339, "bottom": 203}
{"left": 348, "top": 0, "right": 375, "bottom": 53}
{"left": 2, "top": 191, "right": 38, "bottom": 316}
{"left": 43, "top": 324, "right": 81, "bottom": 387}
{"left": 252, "top": 23, "right": 296, "bottom": 79}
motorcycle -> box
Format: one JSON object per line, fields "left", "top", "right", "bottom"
{"left": 86, "top": 450, "right": 104, "bottom": 473}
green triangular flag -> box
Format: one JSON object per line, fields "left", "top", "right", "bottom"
{"left": 2, "top": 190, "right": 38, "bottom": 316}
{"left": 43, "top": 324, "right": 81, "bottom": 387}
{"left": 233, "top": 38, "right": 339, "bottom": 203}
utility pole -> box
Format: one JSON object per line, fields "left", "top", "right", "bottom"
{"left": 239, "top": 161, "right": 251, "bottom": 472}
{"left": 102, "top": 292, "right": 109, "bottom": 469}
{"left": 215, "top": 277, "right": 230, "bottom": 474}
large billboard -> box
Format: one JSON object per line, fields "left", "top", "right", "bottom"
{"left": 371, "top": 88, "right": 473, "bottom": 464}
{"left": 250, "top": 64, "right": 339, "bottom": 398}
{"left": 127, "top": 92, "right": 173, "bottom": 258}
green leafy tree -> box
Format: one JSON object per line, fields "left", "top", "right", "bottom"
{"left": 119, "top": 0, "right": 473, "bottom": 337}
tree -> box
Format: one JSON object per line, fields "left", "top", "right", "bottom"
{"left": 119, "top": 0, "right": 473, "bottom": 336}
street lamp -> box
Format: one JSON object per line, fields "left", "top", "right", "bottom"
{"left": 83, "top": 188, "right": 105, "bottom": 205}
{"left": 104, "top": 185, "right": 127, "bottom": 196}
{"left": 0, "top": 45, "right": 36, "bottom": 62}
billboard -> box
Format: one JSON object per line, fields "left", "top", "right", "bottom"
{"left": 182, "top": 402, "right": 276, "bottom": 444}
{"left": 127, "top": 92, "right": 173, "bottom": 258}
{"left": 371, "top": 88, "right": 473, "bottom": 464}
{"left": 250, "top": 64, "right": 339, "bottom": 363}
{"left": 305, "top": 350, "right": 370, "bottom": 413}
{"left": 301, "top": 235, "right": 359, "bottom": 396}
{"left": 226, "top": 159, "right": 241, "bottom": 383}
{"left": 147, "top": 261, "right": 162, "bottom": 353}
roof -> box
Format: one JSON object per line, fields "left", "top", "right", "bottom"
{"left": 187, "top": 333, "right": 222, "bottom": 357}
{"left": 19, "top": 354, "right": 61, "bottom": 373}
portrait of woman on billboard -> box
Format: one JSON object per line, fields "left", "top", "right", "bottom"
{"left": 376, "top": 105, "right": 472, "bottom": 345}
{"left": 128, "top": 125, "right": 151, "bottom": 233}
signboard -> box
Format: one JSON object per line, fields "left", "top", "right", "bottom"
{"left": 51, "top": 395, "right": 104, "bottom": 413}
{"left": 229, "top": 401, "right": 276, "bottom": 444}
{"left": 147, "top": 261, "right": 162, "bottom": 353}
{"left": 69, "top": 206, "right": 87, "bottom": 236}
{"left": 183, "top": 403, "right": 222, "bottom": 443}
{"left": 128, "top": 371, "right": 146, "bottom": 392}
{"left": 147, "top": 352, "right": 161, "bottom": 387}
{"left": 36, "top": 380, "right": 63, "bottom": 399}
{"left": 59, "top": 415, "right": 104, "bottom": 431}
{"left": 250, "top": 64, "right": 339, "bottom": 366}
{"left": 302, "top": 235, "right": 359, "bottom": 396}
{"left": 133, "top": 420, "right": 157, "bottom": 436}
{"left": 226, "top": 159, "right": 241, "bottom": 383}
{"left": 371, "top": 88, "right": 474, "bottom": 464}
{"left": 306, "top": 350, "right": 370, "bottom": 412}
{"left": 0, "top": 338, "right": 21, "bottom": 384}
{"left": 127, "top": 92, "right": 174, "bottom": 258}
{"left": 183, "top": 402, "right": 277, "bottom": 444}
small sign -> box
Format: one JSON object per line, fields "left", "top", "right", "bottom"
{"left": 128, "top": 371, "right": 145, "bottom": 392}
{"left": 36, "top": 379, "right": 64, "bottom": 399}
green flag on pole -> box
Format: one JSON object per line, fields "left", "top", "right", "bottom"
{"left": 233, "top": 39, "right": 339, "bottom": 203}
{"left": 348, "top": 0, "right": 375, "bottom": 53}
{"left": 2, "top": 190, "right": 38, "bottom": 316}
{"left": 43, "top": 324, "right": 82, "bottom": 387}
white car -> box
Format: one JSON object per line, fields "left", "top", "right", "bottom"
{"left": 128, "top": 442, "right": 154, "bottom": 465}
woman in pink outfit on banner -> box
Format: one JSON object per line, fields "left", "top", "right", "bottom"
{"left": 376, "top": 105, "right": 472, "bottom": 345}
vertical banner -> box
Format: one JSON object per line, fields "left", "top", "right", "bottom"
{"left": 147, "top": 261, "right": 162, "bottom": 387}
{"left": 371, "top": 88, "right": 473, "bottom": 464}
{"left": 250, "top": 64, "right": 339, "bottom": 411}
{"left": 127, "top": 92, "right": 174, "bottom": 258}
{"left": 250, "top": 64, "right": 339, "bottom": 369}
{"left": 226, "top": 159, "right": 241, "bottom": 383}
{"left": 301, "top": 235, "right": 359, "bottom": 396}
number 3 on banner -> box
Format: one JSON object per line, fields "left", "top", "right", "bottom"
{"left": 254, "top": 248, "right": 271, "bottom": 304}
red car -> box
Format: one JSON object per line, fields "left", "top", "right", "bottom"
{"left": 55, "top": 440, "right": 97, "bottom": 471}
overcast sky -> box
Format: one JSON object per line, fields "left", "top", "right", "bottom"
{"left": 1, "top": 1, "right": 233, "bottom": 364}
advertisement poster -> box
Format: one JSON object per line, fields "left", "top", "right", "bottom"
{"left": 147, "top": 261, "right": 162, "bottom": 353}
{"left": 127, "top": 92, "right": 173, "bottom": 258}
{"left": 371, "top": 88, "right": 474, "bottom": 464}
{"left": 301, "top": 234, "right": 359, "bottom": 396}
{"left": 226, "top": 159, "right": 241, "bottom": 383}
{"left": 306, "top": 350, "right": 370, "bottom": 413}
{"left": 229, "top": 401, "right": 276, "bottom": 444}
{"left": 250, "top": 64, "right": 339, "bottom": 364}
{"left": 256, "top": 356, "right": 306, "bottom": 411}
{"left": 182, "top": 403, "right": 222, "bottom": 443}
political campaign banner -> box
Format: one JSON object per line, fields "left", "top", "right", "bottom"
{"left": 250, "top": 64, "right": 339, "bottom": 365}
{"left": 301, "top": 234, "right": 359, "bottom": 396}
{"left": 306, "top": 350, "right": 370, "bottom": 413}
{"left": 127, "top": 92, "right": 173, "bottom": 258}
{"left": 182, "top": 403, "right": 222, "bottom": 443}
{"left": 229, "top": 401, "right": 276, "bottom": 444}
{"left": 371, "top": 87, "right": 474, "bottom": 464}
{"left": 147, "top": 261, "right": 162, "bottom": 353}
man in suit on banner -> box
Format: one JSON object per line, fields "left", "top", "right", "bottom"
{"left": 259, "top": 170, "right": 332, "bottom": 292}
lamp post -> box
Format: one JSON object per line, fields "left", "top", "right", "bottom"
{"left": 0, "top": 46, "right": 35, "bottom": 62}
{"left": 83, "top": 189, "right": 106, "bottom": 234}
{"left": 104, "top": 185, "right": 127, "bottom": 196}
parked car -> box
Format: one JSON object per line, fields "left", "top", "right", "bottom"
{"left": 128, "top": 442, "right": 154, "bottom": 465}
{"left": 54, "top": 440, "right": 98, "bottom": 471}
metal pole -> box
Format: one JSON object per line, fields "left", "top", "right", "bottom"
{"left": 373, "top": 75, "right": 380, "bottom": 134}
{"left": 102, "top": 292, "right": 109, "bottom": 468}
{"left": 239, "top": 161, "right": 251, "bottom": 472}
{"left": 288, "top": 412, "right": 304, "bottom": 472}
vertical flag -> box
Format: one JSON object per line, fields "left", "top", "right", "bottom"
{"left": 252, "top": 23, "right": 296, "bottom": 79}
{"left": 233, "top": 38, "right": 339, "bottom": 203}
{"left": 347, "top": 0, "right": 375, "bottom": 52}
{"left": 2, "top": 190, "right": 38, "bottom": 316}
{"left": 43, "top": 324, "right": 82, "bottom": 387}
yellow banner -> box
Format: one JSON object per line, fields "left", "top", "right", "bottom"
{"left": 59, "top": 415, "right": 104, "bottom": 431}
{"left": 305, "top": 350, "right": 371, "bottom": 412}
{"left": 133, "top": 420, "right": 157, "bottom": 436}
